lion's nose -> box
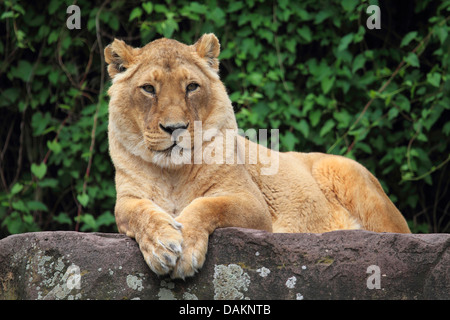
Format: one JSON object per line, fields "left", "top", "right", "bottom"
{"left": 159, "top": 122, "right": 189, "bottom": 135}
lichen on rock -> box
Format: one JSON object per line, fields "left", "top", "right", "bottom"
{"left": 213, "top": 264, "right": 251, "bottom": 300}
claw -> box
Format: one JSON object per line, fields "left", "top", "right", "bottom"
{"left": 191, "top": 255, "right": 198, "bottom": 269}
{"left": 172, "top": 221, "right": 183, "bottom": 230}
{"left": 169, "top": 242, "right": 182, "bottom": 254}
{"left": 152, "top": 250, "right": 170, "bottom": 273}
{"left": 146, "top": 254, "right": 168, "bottom": 275}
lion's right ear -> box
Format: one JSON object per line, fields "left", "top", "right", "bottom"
{"left": 104, "top": 39, "right": 136, "bottom": 78}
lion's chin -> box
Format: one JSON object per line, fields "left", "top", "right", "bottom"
{"left": 151, "top": 145, "right": 192, "bottom": 168}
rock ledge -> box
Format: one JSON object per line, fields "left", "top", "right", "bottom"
{"left": 0, "top": 228, "right": 448, "bottom": 300}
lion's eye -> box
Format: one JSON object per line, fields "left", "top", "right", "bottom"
{"left": 142, "top": 85, "right": 155, "bottom": 94}
{"left": 186, "top": 83, "right": 199, "bottom": 93}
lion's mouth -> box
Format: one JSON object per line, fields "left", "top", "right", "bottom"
{"left": 153, "top": 143, "right": 192, "bottom": 156}
{"left": 148, "top": 143, "right": 176, "bottom": 156}
{"left": 160, "top": 143, "right": 176, "bottom": 153}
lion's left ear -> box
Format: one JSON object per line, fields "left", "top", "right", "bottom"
{"left": 193, "top": 33, "right": 220, "bottom": 71}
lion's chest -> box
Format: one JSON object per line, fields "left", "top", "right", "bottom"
{"left": 158, "top": 196, "right": 185, "bottom": 217}
{"left": 150, "top": 180, "right": 195, "bottom": 217}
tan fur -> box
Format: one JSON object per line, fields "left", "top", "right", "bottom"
{"left": 105, "top": 34, "right": 410, "bottom": 279}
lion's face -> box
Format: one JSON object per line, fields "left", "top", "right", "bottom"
{"left": 105, "top": 34, "right": 235, "bottom": 167}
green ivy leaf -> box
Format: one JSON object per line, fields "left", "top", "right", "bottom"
{"left": 12, "top": 200, "right": 29, "bottom": 214}
{"left": 400, "top": 31, "right": 418, "bottom": 47}
{"left": 426, "top": 72, "right": 441, "bottom": 87}
{"left": 79, "top": 213, "right": 97, "bottom": 231}
{"left": 314, "top": 10, "right": 332, "bottom": 24}
{"left": 2, "top": 212, "right": 23, "bottom": 234}
{"left": 23, "top": 213, "right": 34, "bottom": 224}
{"left": 96, "top": 211, "right": 116, "bottom": 228}
{"left": 159, "top": 19, "right": 178, "bottom": 38}
{"left": 434, "top": 25, "right": 448, "bottom": 44}
{"left": 47, "top": 140, "right": 62, "bottom": 154}
{"left": 10, "top": 183, "right": 24, "bottom": 195}
{"left": 47, "top": 30, "right": 59, "bottom": 45}
{"left": 281, "top": 131, "right": 299, "bottom": 151}
{"left": 293, "top": 119, "right": 310, "bottom": 138}
{"left": 48, "top": 0, "right": 62, "bottom": 14}
{"left": 54, "top": 213, "right": 73, "bottom": 226}
{"left": 77, "top": 193, "right": 89, "bottom": 207}
{"left": 338, "top": 33, "right": 354, "bottom": 52}
{"left": 321, "top": 76, "right": 335, "bottom": 94}
{"left": 394, "top": 94, "right": 411, "bottom": 112}
{"left": 352, "top": 54, "right": 366, "bottom": 73}
{"left": 319, "top": 119, "right": 336, "bottom": 137}
{"left": 26, "top": 200, "right": 49, "bottom": 212}
{"left": 297, "top": 26, "right": 312, "bottom": 42}
{"left": 38, "top": 178, "right": 59, "bottom": 188}
{"left": 108, "top": 14, "right": 120, "bottom": 31}
{"left": 443, "top": 122, "right": 450, "bottom": 136}
{"left": 210, "top": 7, "right": 226, "bottom": 27}
{"left": 333, "top": 110, "right": 352, "bottom": 129}
{"left": 227, "top": 2, "right": 244, "bottom": 13}
{"left": 403, "top": 52, "right": 420, "bottom": 68}
{"left": 341, "top": 0, "right": 359, "bottom": 12}
{"left": 388, "top": 107, "right": 399, "bottom": 120}
{"left": 309, "top": 109, "right": 321, "bottom": 127}
{"left": 129, "top": 7, "right": 143, "bottom": 21}
{"left": 142, "top": 2, "right": 153, "bottom": 14}
{"left": 11, "top": 60, "right": 32, "bottom": 82}
{"left": 31, "top": 162, "right": 47, "bottom": 180}
{"left": 1, "top": 12, "right": 16, "bottom": 20}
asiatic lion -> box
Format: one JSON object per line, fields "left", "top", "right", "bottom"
{"left": 104, "top": 33, "right": 410, "bottom": 279}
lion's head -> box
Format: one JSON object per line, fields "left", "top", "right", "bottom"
{"left": 105, "top": 34, "right": 236, "bottom": 168}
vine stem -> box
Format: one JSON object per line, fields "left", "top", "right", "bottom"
{"left": 401, "top": 154, "right": 450, "bottom": 182}
{"left": 75, "top": 0, "right": 110, "bottom": 231}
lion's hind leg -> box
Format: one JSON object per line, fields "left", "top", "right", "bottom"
{"left": 311, "top": 155, "right": 410, "bottom": 233}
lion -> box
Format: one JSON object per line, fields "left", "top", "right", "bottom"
{"left": 104, "top": 33, "right": 410, "bottom": 279}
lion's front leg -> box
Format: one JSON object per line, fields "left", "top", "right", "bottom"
{"left": 115, "top": 197, "right": 184, "bottom": 276}
{"left": 170, "top": 195, "right": 272, "bottom": 279}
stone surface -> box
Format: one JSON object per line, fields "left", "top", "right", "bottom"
{"left": 0, "top": 228, "right": 448, "bottom": 300}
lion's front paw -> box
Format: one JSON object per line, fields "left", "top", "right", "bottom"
{"left": 170, "top": 228, "right": 209, "bottom": 279}
{"left": 137, "top": 217, "right": 183, "bottom": 276}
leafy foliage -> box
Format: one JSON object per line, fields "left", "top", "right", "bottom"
{"left": 1, "top": 0, "right": 449, "bottom": 237}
